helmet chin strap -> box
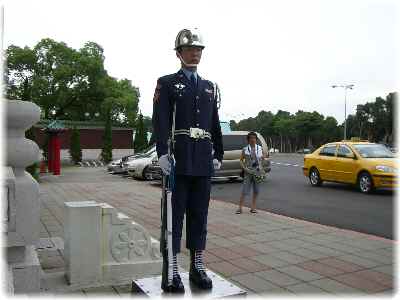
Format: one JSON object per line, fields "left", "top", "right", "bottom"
{"left": 177, "top": 52, "right": 198, "bottom": 68}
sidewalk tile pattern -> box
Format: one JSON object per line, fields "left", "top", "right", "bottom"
{"left": 36, "top": 168, "right": 395, "bottom": 296}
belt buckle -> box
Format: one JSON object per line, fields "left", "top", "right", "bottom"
{"left": 190, "top": 127, "right": 204, "bottom": 139}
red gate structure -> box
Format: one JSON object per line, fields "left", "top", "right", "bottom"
{"left": 43, "top": 120, "right": 65, "bottom": 176}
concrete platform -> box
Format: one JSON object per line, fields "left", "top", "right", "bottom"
{"left": 132, "top": 269, "right": 247, "bottom": 297}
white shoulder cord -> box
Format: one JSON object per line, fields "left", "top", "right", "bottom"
{"left": 169, "top": 101, "right": 177, "bottom": 157}
{"left": 213, "top": 82, "right": 217, "bottom": 101}
{"left": 213, "top": 82, "right": 221, "bottom": 109}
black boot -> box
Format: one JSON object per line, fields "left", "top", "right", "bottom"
{"left": 161, "top": 274, "right": 185, "bottom": 293}
{"left": 189, "top": 250, "right": 213, "bottom": 290}
{"left": 161, "top": 254, "right": 185, "bottom": 293}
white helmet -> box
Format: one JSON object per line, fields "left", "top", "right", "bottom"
{"left": 174, "top": 28, "right": 205, "bottom": 50}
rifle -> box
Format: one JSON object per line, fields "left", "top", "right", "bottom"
{"left": 160, "top": 102, "right": 177, "bottom": 292}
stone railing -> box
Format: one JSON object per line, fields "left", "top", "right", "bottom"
{"left": 5, "top": 100, "right": 42, "bottom": 293}
{"left": 64, "top": 201, "right": 162, "bottom": 288}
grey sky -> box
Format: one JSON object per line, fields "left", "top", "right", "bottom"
{"left": 3, "top": 0, "right": 398, "bottom": 124}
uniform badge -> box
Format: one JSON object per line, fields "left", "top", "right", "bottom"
{"left": 205, "top": 88, "right": 213, "bottom": 94}
{"left": 174, "top": 83, "right": 186, "bottom": 90}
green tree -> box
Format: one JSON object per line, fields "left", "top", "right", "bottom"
{"left": 101, "top": 77, "right": 140, "bottom": 127}
{"left": 143, "top": 115, "right": 153, "bottom": 134}
{"left": 69, "top": 126, "right": 82, "bottom": 164}
{"left": 346, "top": 92, "right": 397, "bottom": 144}
{"left": 321, "top": 116, "right": 341, "bottom": 144}
{"left": 5, "top": 38, "right": 139, "bottom": 126}
{"left": 355, "top": 104, "right": 369, "bottom": 139}
{"left": 133, "top": 113, "right": 148, "bottom": 152}
{"left": 4, "top": 45, "right": 36, "bottom": 101}
{"left": 385, "top": 92, "right": 396, "bottom": 144}
{"left": 100, "top": 108, "right": 113, "bottom": 163}
{"left": 229, "top": 120, "right": 238, "bottom": 130}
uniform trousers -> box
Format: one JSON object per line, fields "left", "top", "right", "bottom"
{"left": 171, "top": 175, "right": 211, "bottom": 254}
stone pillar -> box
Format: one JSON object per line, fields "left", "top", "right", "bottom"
{"left": 64, "top": 201, "right": 162, "bottom": 288}
{"left": 5, "top": 100, "right": 42, "bottom": 294}
{"left": 64, "top": 201, "right": 102, "bottom": 286}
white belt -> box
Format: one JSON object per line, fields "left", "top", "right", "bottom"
{"left": 174, "top": 128, "right": 212, "bottom": 140}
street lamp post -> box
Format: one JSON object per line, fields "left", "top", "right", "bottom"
{"left": 331, "top": 84, "right": 354, "bottom": 140}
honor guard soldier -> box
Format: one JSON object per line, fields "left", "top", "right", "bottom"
{"left": 152, "top": 28, "right": 224, "bottom": 293}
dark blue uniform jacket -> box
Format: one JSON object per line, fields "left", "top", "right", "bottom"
{"left": 152, "top": 70, "right": 224, "bottom": 176}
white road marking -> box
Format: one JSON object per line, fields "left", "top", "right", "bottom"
{"left": 271, "top": 162, "right": 303, "bottom": 168}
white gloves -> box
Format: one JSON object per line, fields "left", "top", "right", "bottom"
{"left": 160, "top": 155, "right": 221, "bottom": 174}
{"left": 213, "top": 158, "right": 222, "bottom": 170}
{"left": 159, "top": 154, "right": 172, "bottom": 175}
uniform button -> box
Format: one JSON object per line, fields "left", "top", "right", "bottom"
{"left": 197, "top": 109, "right": 200, "bottom": 113}
{"left": 196, "top": 123, "right": 199, "bottom": 126}
{"left": 196, "top": 96, "right": 199, "bottom": 99}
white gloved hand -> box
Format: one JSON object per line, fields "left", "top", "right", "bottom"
{"left": 158, "top": 154, "right": 171, "bottom": 175}
{"left": 213, "top": 158, "right": 222, "bottom": 170}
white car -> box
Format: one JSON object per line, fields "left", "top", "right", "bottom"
{"left": 126, "top": 148, "right": 158, "bottom": 180}
{"left": 107, "top": 158, "right": 123, "bottom": 173}
{"left": 107, "top": 156, "right": 135, "bottom": 173}
{"left": 107, "top": 146, "right": 156, "bottom": 174}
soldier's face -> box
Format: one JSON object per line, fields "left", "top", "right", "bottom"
{"left": 179, "top": 46, "right": 202, "bottom": 65}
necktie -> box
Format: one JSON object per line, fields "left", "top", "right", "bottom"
{"left": 190, "top": 73, "right": 197, "bottom": 88}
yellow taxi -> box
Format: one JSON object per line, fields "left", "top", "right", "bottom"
{"left": 303, "top": 139, "right": 397, "bottom": 193}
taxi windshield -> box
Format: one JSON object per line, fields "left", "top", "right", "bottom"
{"left": 353, "top": 144, "right": 394, "bottom": 158}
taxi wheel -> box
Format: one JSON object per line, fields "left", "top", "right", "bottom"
{"left": 358, "top": 172, "right": 374, "bottom": 193}
{"left": 309, "top": 167, "right": 322, "bottom": 186}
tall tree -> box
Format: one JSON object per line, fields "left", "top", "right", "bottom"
{"left": 69, "top": 126, "right": 82, "bottom": 164}
{"left": 100, "top": 108, "right": 113, "bottom": 163}
{"left": 133, "top": 113, "right": 148, "bottom": 152}
{"left": 5, "top": 38, "right": 139, "bottom": 126}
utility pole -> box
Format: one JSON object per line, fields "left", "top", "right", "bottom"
{"left": 331, "top": 84, "right": 355, "bottom": 140}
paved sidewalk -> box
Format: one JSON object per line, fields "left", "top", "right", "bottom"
{"left": 37, "top": 167, "right": 395, "bottom": 296}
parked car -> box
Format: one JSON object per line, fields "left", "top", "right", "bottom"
{"left": 107, "top": 158, "right": 123, "bottom": 173}
{"left": 215, "top": 131, "right": 270, "bottom": 180}
{"left": 149, "top": 131, "right": 271, "bottom": 181}
{"left": 126, "top": 148, "right": 159, "bottom": 180}
{"left": 269, "top": 148, "right": 280, "bottom": 153}
{"left": 107, "top": 145, "right": 155, "bottom": 174}
{"left": 297, "top": 148, "right": 311, "bottom": 154}
{"left": 303, "top": 140, "right": 397, "bottom": 193}
{"left": 107, "top": 156, "right": 134, "bottom": 174}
